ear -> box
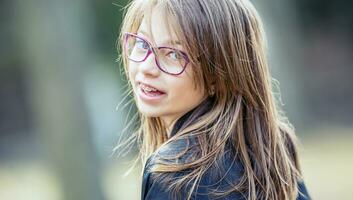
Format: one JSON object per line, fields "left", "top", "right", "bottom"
{"left": 208, "top": 84, "right": 215, "bottom": 96}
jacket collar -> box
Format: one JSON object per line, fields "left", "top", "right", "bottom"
{"left": 169, "top": 96, "right": 214, "bottom": 137}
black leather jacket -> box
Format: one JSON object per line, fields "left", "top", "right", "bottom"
{"left": 141, "top": 98, "right": 311, "bottom": 200}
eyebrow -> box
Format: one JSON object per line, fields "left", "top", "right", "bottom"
{"left": 137, "top": 29, "right": 182, "bottom": 46}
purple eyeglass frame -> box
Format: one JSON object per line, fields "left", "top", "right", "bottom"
{"left": 123, "top": 32, "right": 190, "bottom": 75}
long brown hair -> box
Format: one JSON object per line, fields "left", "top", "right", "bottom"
{"left": 117, "top": 0, "right": 303, "bottom": 199}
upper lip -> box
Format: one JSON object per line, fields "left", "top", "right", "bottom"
{"left": 138, "top": 81, "right": 166, "bottom": 93}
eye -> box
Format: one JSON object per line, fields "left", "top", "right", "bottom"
{"left": 135, "top": 38, "right": 149, "bottom": 50}
{"left": 166, "top": 51, "right": 183, "bottom": 60}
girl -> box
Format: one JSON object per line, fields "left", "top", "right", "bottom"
{"left": 118, "top": 0, "right": 311, "bottom": 199}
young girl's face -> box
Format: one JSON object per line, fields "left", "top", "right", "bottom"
{"left": 128, "top": 7, "right": 206, "bottom": 128}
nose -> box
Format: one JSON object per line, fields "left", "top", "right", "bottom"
{"left": 138, "top": 50, "right": 160, "bottom": 77}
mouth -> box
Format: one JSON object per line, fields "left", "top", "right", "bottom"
{"left": 138, "top": 82, "right": 166, "bottom": 98}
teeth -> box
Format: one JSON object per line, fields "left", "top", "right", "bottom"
{"left": 140, "top": 83, "right": 157, "bottom": 92}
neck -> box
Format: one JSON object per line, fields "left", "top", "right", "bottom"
{"left": 162, "top": 117, "right": 179, "bottom": 138}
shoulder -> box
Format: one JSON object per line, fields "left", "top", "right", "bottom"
{"left": 147, "top": 136, "right": 243, "bottom": 172}
{"left": 152, "top": 136, "right": 198, "bottom": 164}
{"left": 142, "top": 137, "right": 311, "bottom": 200}
{"left": 142, "top": 137, "right": 246, "bottom": 200}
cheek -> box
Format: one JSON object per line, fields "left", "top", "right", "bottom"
{"left": 127, "top": 64, "right": 135, "bottom": 79}
{"left": 128, "top": 64, "right": 137, "bottom": 86}
{"left": 168, "top": 70, "right": 204, "bottom": 103}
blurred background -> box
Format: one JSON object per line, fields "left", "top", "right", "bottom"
{"left": 0, "top": 0, "right": 352, "bottom": 199}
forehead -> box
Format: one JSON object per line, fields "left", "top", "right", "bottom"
{"left": 138, "top": 6, "right": 181, "bottom": 46}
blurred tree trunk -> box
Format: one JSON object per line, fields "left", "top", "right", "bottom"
{"left": 253, "top": 0, "right": 306, "bottom": 129}
{"left": 15, "top": 0, "right": 105, "bottom": 199}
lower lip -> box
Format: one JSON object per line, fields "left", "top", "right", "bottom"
{"left": 138, "top": 86, "right": 166, "bottom": 103}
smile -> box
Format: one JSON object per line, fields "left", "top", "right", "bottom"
{"left": 138, "top": 83, "right": 166, "bottom": 102}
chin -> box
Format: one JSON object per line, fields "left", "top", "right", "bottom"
{"left": 137, "top": 104, "right": 164, "bottom": 118}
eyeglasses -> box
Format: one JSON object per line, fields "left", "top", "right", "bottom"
{"left": 123, "top": 32, "right": 190, "bottom": 75}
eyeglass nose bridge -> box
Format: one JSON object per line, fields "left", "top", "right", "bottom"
{"left": 141, "top": 46, "right": 163, "bottom": 68}
{"left": 143, "top": 46, "right": 159, "bottom": 59}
